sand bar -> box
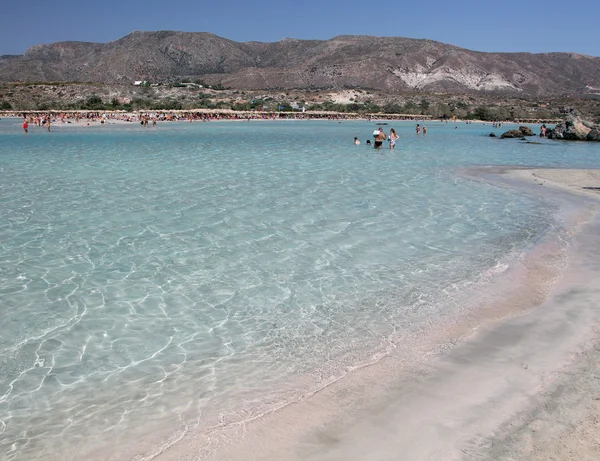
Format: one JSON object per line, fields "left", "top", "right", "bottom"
{"left": 508, "top": 168, "right": 600, "bottom": 198}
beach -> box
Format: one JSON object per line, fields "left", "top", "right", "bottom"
{"left": 2, "top": 119, "right": 600, "bottom": 461}
{"left": 154, "top": 168, "right": 600, "bottom": 461}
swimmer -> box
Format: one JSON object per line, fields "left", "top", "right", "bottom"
{"left": 388, "top": 128, "right": 399, "bottom": 149}
{"left": 354, "top": 137, "right": 360, "bottom": 145}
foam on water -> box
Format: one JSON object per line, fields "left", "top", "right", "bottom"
{"left": 1, "top": 119, "right": 599, "bottom": 460}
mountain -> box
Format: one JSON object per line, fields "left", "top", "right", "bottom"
{"left": 1, "top": 31, "right": 599, "bottom": 96}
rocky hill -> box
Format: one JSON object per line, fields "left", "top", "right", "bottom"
{"left": 1, "top": 31, "right": 600, "bottom": 96}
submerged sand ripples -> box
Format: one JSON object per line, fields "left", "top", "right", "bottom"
{"left": 1, "top": 120, "right": 592, "bottom": 460}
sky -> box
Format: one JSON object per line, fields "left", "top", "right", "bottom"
{"left": 2, "top": 0, "right": 599, "bottom": 57}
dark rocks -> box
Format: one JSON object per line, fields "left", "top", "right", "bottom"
{"left": 500, "top": 126, "right": 535, "bottom": 139}
{"left": 489, "top": 132, "right": 497, "bottom": 137}
{"left": 587, "top": 129, "right": 600, "bottom": 142}
{"left": 548, "top": 114, "right": 599, "bottom": 141}
{"left": 519, "top": 126, "right": 535, "bottom": 136}
{"left": 501, "top": 129, "right": 526, "bottom": 138}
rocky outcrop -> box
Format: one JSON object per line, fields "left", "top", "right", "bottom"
{"left": 519, "top": 126, "right": 535, "bottom": 136}
{"left": 548, "top": 115, "right": 600, "bottom": 141}
{"left": 501, "top": 130, "right": 526, "bottom": 139}
{"left": 500, "top": 126, "right": 535, "bottom": 138}
{"left": 588, "top": 129, "right": 600, "bottom": 141}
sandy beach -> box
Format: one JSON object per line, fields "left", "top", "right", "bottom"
{"left": 3, "top": 112, "right": 600, "bottom": 460}
{"left": 151, "top": 168, "right": 600, "bottom": 461}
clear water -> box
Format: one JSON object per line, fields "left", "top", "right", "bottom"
{"left": 1, "top": 118, "right": 599, "bottom": 460}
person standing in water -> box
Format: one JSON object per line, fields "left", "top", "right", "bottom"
{"left": 374, "top": 127, "right": 387, "bottom": 148}
{"left": 22, "top": 117, "right": 28, "bottom": 134}
{"left": 416, "top": 124, "right": 421, "bottom": 134}
{"left": 388, "top": 128, "right": 399, "bottom": 149}
{"left": 422, "top": 125, "right": 427, "bottom": 135}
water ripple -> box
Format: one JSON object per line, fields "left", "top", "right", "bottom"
{"left": 1, "top": 119, "right": 598, "bottom": 460}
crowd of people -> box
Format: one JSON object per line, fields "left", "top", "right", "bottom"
{"left": 12, "top": 109, "right": 428, "bottom": 130}
{"left": 16, "top": 110, "right": 399, "bottom": 134}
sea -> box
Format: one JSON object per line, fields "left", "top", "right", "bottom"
{"left": 1, "top": 118, "right": 599, "bottom": 460}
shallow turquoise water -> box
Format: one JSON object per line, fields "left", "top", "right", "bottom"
{"left": 0, "top": 118, "right": 599, "bottom": 459}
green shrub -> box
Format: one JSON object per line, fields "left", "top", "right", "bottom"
{"left": 153, "top": 100, "right": 183, "bottom": 110}
{"left": 383, "top": 103, "right": 403, "bottom": 114}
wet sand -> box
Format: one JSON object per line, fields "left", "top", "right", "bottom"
{"left": 154, "top": 168, "right": 600, "bottom": 461}
{"left": 508, "top": 168, "right": 600, "bottom": 198}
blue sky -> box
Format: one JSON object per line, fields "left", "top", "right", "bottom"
{"left": 2, "top": 0, "right": 599, "bottom": 57}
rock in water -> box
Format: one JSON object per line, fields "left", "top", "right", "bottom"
{"left": 565, "top": 116, "right": 592, "bottom": 140}
{"left": 519, "top": 126, "right": 535, "bottom": 136}
{"left": 501, "top": 129, "right": 525, "bottom": 138}
{"left": 587, "top": 129, "right": 600, "bottom": 142}
{"left": 552, "top": 115, "right": 592, "bottom": 141}
{"left": 550, "top": 114, "right": 597, "bottom": 141}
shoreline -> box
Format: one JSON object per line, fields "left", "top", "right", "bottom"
{"left": 0, "top": 110, "right": 557, "bottom": 125}
{"left": 507, "top": 168, "right": 600, "bottom": 198}
{"left": 150, "top": 167, "right": 600, "bottom": 461}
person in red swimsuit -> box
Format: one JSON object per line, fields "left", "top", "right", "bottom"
{"left": 23, "top": 117, "right": 28, "bottom": 134}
